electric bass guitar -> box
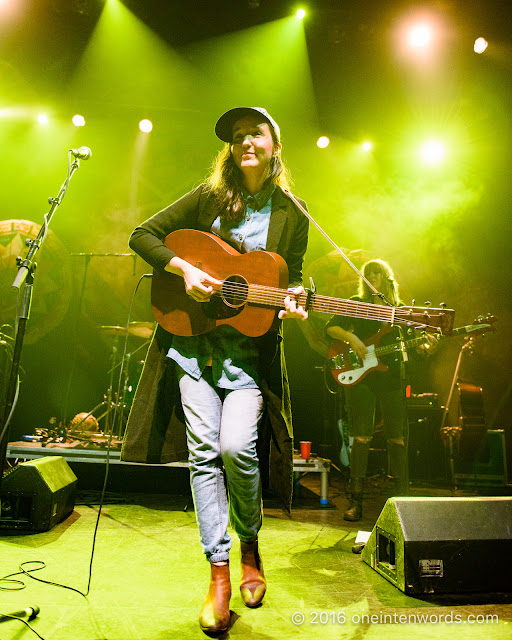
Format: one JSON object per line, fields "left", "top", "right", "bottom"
{"left": 328, "top": 315, "right": 496, "bottom": 387}
{"left": 151, "top": 229, "right": 455, "bottom": 337}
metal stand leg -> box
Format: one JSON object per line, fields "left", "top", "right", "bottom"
{"left": 320, "top": 470, "right": 329, "bottom": 505}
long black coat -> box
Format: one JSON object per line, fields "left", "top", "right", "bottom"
{"left": 120, "top": 184, "right": 309, "bottom": 511}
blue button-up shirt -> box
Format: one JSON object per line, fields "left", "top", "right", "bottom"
{"left": 167, "top": 190, "right": 274, "bottom": 389}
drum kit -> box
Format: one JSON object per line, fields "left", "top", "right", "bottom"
{"left": 64, "top": 321, "right": 155, "bottom": 447}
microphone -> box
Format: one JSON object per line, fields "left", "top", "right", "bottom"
{"left": 0, "top": 606, "right": 40, "bottom": 623}
{"left": 70, "top": 146, "right": 92, "bottom": 160}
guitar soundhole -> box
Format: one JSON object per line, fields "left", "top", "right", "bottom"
{"left": 222, "top": 275, "right": 248, "bottom": 308}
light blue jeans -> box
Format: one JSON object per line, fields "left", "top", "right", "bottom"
{"left": 177, "top": 366, "right": 264, "bottom": 563}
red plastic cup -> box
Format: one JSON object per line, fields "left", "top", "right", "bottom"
{"left": 300, "top": 441, "right": 312, "bottom": 459}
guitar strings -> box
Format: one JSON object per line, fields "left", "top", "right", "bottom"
{"left": 216, "top": 280, "right": 445, "bottom": 330}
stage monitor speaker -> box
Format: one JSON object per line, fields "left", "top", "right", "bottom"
{"left": 361, "top": 496, "right": 512, "bottom": 594}
{"left": 0, "top": 456, "right": 77, "bottom": 533}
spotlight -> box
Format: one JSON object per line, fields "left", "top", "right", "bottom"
{"left": 72, "top": 114, "right": 86, "bottom": 127}
{"left": 362, "top": 141, "right": 373, "bottom": 152}
{"left": 474, "top": 37, "right": 488, "bottom": 54}
{"left": 37, "top": 114, "right": 49, "bottom": 125}
{"left": 296, "top": 9, "right": 306, "bottom": 19}
{"left": 420, "top": 140, "right": 445, "bottom": 165}
{"left": 139, "top": 119, "right": 153, "bottom": 133}
{"left": 407, "top": 23, "right": 432, "bottom": 48}
{"left": 316, "top": 136, "right": 330, "bottom": 149}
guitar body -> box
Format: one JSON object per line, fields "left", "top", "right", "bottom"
{"left": 328, "top": 325, "right": 393, "bottom": 386}
{"left": 151, "top": 229, "right": 289, "bottom": 337}
{"left": 328, "top": 315, "right": 497, "bottom": 387}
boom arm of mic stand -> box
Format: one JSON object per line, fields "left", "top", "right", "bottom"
{"left": 280, "top": 187, "right": 390, "bottom": 305}
{"left": 12, "top": 158, "right": 82, "bottom": 290}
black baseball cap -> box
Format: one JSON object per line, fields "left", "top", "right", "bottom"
{"left": 215, "top": 107, "right": 280, "bottom": 143}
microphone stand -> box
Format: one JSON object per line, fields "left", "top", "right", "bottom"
{"left": 280, "top": 188, "right": 389, "bottom": 305}
{"left": 0, "top": 153, "right": 86, "bottom": 489}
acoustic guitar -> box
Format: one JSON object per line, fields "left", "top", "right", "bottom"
{"left": 151, "top": 229, "right": 455, "bottom": 338}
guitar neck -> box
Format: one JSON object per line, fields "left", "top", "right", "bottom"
{"left": 375, "top": 325, "right": 472, "bottom": 356}
{"left": 244, "top": 286, "right": 396, "bottom": 321}
{"left": 243, "top": 284, "right": 444, "bottom": 331}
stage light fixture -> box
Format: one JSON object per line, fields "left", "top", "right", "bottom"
{"left": 139, "top": 119, "right": 153, "bottom": 133}
{"left": 316, "top": 136, "right": 329, "bottom": 149}
{"left": 474, "top": 37, "right": 488, "bottom": 54}
{"left": 362, "top": 141, "right": 373, "bottom": 152}
{"left": 296, "top": 9, "right": 306, "bottom": 19}
{"left": 72, "top": 114, "right": 86, "bottom": 127}
{"left": 420, "top": 140, "right": 445, "bottom": 165}
{"left": 407, "top": 23, "right": 432, "bottom": 48}
{"left": 37, "top": 114, "right": 49, "bottom": 125}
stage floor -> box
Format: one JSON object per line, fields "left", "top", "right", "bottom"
{"left": 0, "top": 471, "right": 511, "bottom": 639}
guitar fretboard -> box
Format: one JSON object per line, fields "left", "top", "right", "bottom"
{"left": 216, "top": 281, "right": 443, "bottom": 331}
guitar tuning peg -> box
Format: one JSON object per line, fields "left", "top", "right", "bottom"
{"left": 425, "top": 301, "right": 431, "bottom": 307}
{"left": 412, "top": 298, "right": 416, "bottom": 305}
{"left": 440, "top": 302, "right": 446, "bottom": 308}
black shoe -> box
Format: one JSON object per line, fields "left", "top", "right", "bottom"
{"left": 344, "top": 477, "right": 364, "bottom": 521}
{"left": 344, "top": 496, "right": 363, "bottom": 521}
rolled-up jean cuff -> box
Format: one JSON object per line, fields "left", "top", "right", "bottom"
{"left": 208, "top": 552, "right": 230, "bottom": 563}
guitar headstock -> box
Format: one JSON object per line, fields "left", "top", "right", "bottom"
{"left": 394, "top": 306, "right": 455, "bottom": 335}
{"left": 465, "top": 315, "right": 497, "bottom": 337}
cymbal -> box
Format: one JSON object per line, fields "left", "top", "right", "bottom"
{"left": 99, "top": 322, "right": 155, "bottom": 339}
{"left": 128, "top": 321, "right": 155, "bottom": 339}
{"left": 100, "top": 325, "right": 125, "bottom": 336}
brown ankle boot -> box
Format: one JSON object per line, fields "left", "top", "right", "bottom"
{"left": 199, "top": 562, "right": 231, "bottom": 636}
{"left": 240, "top": 539, "right": 266, "bottom": 608}
{"left": 344, "top": 477, "right": 364, "bottom": 522}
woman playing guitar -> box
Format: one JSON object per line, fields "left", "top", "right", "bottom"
{"left": 121, "top": 107, "right": 309, "bottom": 635}
{"left": 326, "top": 259, "right": 437, "bottom": 522}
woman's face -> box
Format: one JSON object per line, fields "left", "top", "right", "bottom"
{"left": 230, "top": 114, "right": 279, "bottom": 175}
{"left": 366, "top": 269, "right": 384, "bottom": 291}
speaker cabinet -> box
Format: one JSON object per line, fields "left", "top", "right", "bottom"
{"left": 407, "top": 405, "right": 446, "bottom": 484}
{"left": 455, "top": 430, "right": 508, "bottom": 487}
{"left": 0, "top": 456, "right": 77, "bottom": 532}
{"left": 362, "top": 497, "right": 512, "bottom": 594}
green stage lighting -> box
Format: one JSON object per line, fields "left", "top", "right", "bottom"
{"left": 296, "top": 9, "right": 306, "bottom": 20}
{"left": 139, "top": 119, "right": 153, "bottom": 133}
{"left": 420, "top": 140, "right": 445, "bottom": 165}
{"left": 72, "top": 114, "right": 86, "bottom": 127}
{"left": 317, "top": 136, "right": 329, "bottom": 148}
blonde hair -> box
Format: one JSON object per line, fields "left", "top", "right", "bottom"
{"left": 358, "top": 259, "right": 401, "bottom": 306}
{"left": 205, "top": 126, "right": 291, "bottom": 222}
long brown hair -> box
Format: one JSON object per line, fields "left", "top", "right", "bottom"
{"left": 205, "top": 126, "right": 292, "bottom": 222}
{"left": 358, "top": 259, "right": 401, "bottom": 306}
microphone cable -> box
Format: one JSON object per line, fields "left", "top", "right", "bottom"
{"left": 83, "top": 272, "right": 153, "bottom": 595}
